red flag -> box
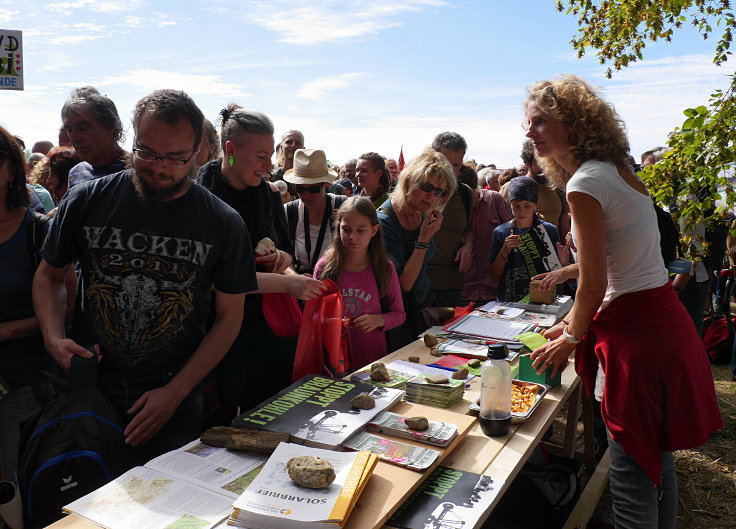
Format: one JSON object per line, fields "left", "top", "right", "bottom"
{"left": 398, "top": 146, "right": 405, "bottom": 172}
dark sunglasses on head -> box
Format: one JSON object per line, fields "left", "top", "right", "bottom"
{"left": 418, "top": 182, "right": 447, "bottom": 197}
{"left": 294, "top": 184, "right": 323, "bottom": 195}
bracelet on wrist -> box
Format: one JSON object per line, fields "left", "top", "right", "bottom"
{"left": 414, "top": 241, "right": 430, "bottom": 250}
{"left": 562, "top": 325, "right": 582, "bottom": 344}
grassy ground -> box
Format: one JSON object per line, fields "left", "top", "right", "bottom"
{"left": 578, "top": 364, "right": 736, "bottom": 528}
{"left": 672, "top": 364, "right": 736, "bottom": 528}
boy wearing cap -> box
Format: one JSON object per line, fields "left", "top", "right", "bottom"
{"left": 488, "top": 177, "right": 564, "bottom": 302}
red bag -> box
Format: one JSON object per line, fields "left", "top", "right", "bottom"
{"left": 702, "top": 313, "right": 735, "bottom": 364}
{"left": 445, "top": 302, "right": 475, "bottom": 326}
{"left": 292, "top": 279, "right": 352, "bottom": 381}
{"left": 262, "top": 292, "right": 302, "bottom": 337}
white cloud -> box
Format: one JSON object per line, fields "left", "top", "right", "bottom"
{"left": 296, "top": 72, "right": 366, "bottom": 101}
{"left": 48, "top": 34, "right": 104, "bottom": 45}
{"left": 35, "top": 50, "right": 83, "bottom": 72}
{"left": 0, "top": 8, "right": 19, "bottom": 24}
{"left": 245, "top": 0, "right": 448, "bottom": 45}
{"left": 89, "top": 68, "right": 250, "bottom": 99}
{"left": 123, "top": 16, "right": 145, "bottom": 28}
{"left": 151, "top": 11, "right": 179, "bottom": 28}
{"left": 598, "top": 54, "right": 731, "bottom": 155}
{"left": 47, "top": 0, "right": 143, "bottom": 14}
{"left": 70, "top": 22, "right": 106, "bottom": 31}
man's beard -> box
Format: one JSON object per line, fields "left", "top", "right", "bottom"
{"left": 132, "top": 166, "right": 193, "bottom": 207}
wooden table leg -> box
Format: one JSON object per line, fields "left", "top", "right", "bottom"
{"left": 561, "top": 380, "right": 582, "bottom": 459}
{"left": 580, "top": 393, "right": 596, "bottom": 472}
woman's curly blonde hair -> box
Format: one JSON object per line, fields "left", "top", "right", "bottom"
{"left": 525, "top": 75, "right": 630, "bottom": 188}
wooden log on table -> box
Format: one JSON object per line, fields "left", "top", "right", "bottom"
{"left": 200, "top": 426, "right": 290, "bottom": 453}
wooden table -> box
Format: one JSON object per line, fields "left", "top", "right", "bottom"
{"left": 47, "top": 339, "right": 597, "bottom": 529}
{"left": 373, "top": 339, "right": 591, "bottom": 528}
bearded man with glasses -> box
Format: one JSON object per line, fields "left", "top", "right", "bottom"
{"left": 34, "top": 89, "right": 255, "bottom": 462}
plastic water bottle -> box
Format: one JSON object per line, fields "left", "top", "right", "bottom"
{"left": 479, "top": 343, "right": 511, "bottom": 437}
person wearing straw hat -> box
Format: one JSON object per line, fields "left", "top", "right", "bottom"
{"left": 284, "top": 149, "right": 347, "bottom": 275}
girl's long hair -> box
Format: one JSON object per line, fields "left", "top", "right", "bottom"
{"left": 318, "top": 196, "right": 391, "bottom": 297}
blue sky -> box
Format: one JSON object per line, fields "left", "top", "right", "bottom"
{"left": 2, "top": 0, "right": 732, "bottom": 168}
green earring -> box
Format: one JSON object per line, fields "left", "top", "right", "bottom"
{"left": 228, "top": 154, "right": 235, "bottom": 167}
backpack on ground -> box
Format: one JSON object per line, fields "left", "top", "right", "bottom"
{"left": 702, "top": 313, "right": 735, "bottom": 364}
{"left": 17, "top": 355, "right": 137, "bottom": 528}
{"left": 484, "top": 449, "right": 581, "bottom": 529}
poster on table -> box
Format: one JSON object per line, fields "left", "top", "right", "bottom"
{"left": 0, "top": 29, "right": 22, "bottom": 90}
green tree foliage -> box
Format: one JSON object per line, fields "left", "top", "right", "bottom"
{"left": 558, "top": 0, "right": 736, "bottom": 254}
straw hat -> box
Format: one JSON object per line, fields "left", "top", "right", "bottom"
{"left": 283, "top": 149, "right": 337, "bottom": 185}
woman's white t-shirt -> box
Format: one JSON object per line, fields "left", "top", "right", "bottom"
{"left": 567, "top": 160, "right": 669, "bottom": 309}
{"left": 568, "top": 160, "right": 670, "bottom": 401}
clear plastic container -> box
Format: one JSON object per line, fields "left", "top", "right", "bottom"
{"left": 479, "top": 343, "right": 511, "bottom": 437}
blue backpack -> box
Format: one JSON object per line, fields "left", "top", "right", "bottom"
{"left": 17, "top": 356, "right": 137, "bottom": 528}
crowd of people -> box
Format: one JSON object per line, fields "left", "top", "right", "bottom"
{"left": 0, "top": 77, "right": 726, "bottom": 529}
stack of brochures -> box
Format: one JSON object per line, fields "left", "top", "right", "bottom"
{"left": 366, "top": 411, "right": 458, "bottom": 447}
{"left": 350, "top": 359, "right": 473, "bottom": 390}
{"left": 63, "top": 439, "right": 268, "bottom": 529}
{"left": 342, "top": 432, "right": 440, "bottom": 471}
{"left": 404, "top": 374, "right": 465, "bottom": 408}
{"left": 229, "top": 442, "right": 377, "bottom": 528}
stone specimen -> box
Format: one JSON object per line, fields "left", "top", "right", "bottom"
{"left": 351, "top": 392, "right": 376, "bottom": 409}
{"left": 287, "top": 456, "right": 336, "bottom": 489}
{"left": 426, "top": 374, "right": 449, "bottom": 384}
{"left": 452, "top": 368, "right": 469, "bottom": 380}
{"left": 405, "top": 416, "right": 429, "bottom": 431}
{"left": 370, "top": 362, "right": 390, "bottom": 381}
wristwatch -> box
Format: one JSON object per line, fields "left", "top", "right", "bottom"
{"left": 562, "top": 326, "right": 582, "bottom": 344}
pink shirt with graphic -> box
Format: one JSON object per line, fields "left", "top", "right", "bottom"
{"left": 314, "top": 258, "right": 405, "bottom": 370}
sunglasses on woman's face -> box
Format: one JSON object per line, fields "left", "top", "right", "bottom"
{"left": 294, "top": 184, "right": 323, "bottom": 195}
{"left": 418, "top": 182, "right": 447, "bottom": 197}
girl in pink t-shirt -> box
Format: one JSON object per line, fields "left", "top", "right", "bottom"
{"left": 314, "top": 197, "right": 405, "bottom": 370}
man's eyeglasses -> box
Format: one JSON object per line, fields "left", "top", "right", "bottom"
{"left": 293, "top": 184, "right": 323, "bottom": 195}
{"left": 418, "top": 182, "right": 447, "bottom": 197}
{"left": 132, "top": 147, "right": 195, "bottom": 168}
